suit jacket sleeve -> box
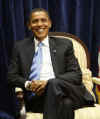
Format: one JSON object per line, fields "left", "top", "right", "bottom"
{"left": 7, "top": 42, "right": 26, "bottom": 89}
{"left": 55, "top": 39, "right": 82, "bottom": 86}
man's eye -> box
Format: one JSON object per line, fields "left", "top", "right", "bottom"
{"left": 41, "top": 19, "right": 47, "bottom": 22}
{"left": 32, "top": 20, "right": 37, "bottom": 23}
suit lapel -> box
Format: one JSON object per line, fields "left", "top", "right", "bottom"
{"left": 49, "top": 37, "right": 58, "bottom": 76}
{"left": 26, "top": 37, "right": 35, "bottom": 78}
{"left": 26, "top": 37, "right": 58, "bottom": 78}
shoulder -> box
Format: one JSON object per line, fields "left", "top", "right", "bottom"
{"left": 16, "top": 37, "right": 32, "bottom": 46}
{"left": 15, "top": 37, "right": 33, "bottom": 49}
{"left": 49, "top": 36, "right": 73, "bottom": 48}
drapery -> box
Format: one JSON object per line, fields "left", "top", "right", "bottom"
{"left": 0, "top": 0, "right": 100, "bottom": 115}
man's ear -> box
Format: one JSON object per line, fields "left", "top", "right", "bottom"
{"left": 27, "top": 21, "right": 31, "bottom": 30}
{"left": 49, "top": 20, "right": 52, "bottom": 28}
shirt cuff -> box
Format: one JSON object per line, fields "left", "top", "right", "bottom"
{"left": 25, "top": 81, "right": 31, "bottom": 91}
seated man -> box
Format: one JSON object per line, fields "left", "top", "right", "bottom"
{"left": 8, "top": 8, "right": 94, "bottom": 119}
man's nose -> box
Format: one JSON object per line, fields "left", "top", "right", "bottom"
{"left": 37, "top": 20, "right": 43, "bottom": 26}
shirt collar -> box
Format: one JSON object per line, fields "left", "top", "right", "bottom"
{"left": 34, "top": 36, "right": 49, "bottom": 48}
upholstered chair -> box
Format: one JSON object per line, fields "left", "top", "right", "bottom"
{"left": 16, "top": 32, "right": 100, "bottom": 119}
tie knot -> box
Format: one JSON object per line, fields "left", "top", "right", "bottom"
{"left": 38, "top": 42, "right": 43, "bottom": 47}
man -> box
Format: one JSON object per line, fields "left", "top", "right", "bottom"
{"left": 8, "top": 8, "right": 94, "bottom": 119}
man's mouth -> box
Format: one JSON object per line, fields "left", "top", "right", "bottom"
{"left": 33, "top": 27, "right": 48, "bottom": 33}
{"left": 37, "top": 28, "right": 45, "bottom": 33}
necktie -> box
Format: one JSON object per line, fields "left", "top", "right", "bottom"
{"left": 29, "top": 42, "right": 43, "bottom": 81}
{"left": 28, "top": 42, "right": 43, "bottom": 98}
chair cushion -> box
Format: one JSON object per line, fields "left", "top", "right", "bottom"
{"left": 75, "top": 104, "right": 100, "bottom": 119}
{"left": 26, "top": 104, "right": 100, "bottom": 119}
{"left": 26, "top": 112, "right": 43, "bottom": 119}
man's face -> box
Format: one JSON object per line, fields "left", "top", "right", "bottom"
{"left": 29, "top": 11, "right": 51, "bottom": 41}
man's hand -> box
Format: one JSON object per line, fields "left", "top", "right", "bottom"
{"left": 30, "top": 80, "right": 48, "bottom": 96}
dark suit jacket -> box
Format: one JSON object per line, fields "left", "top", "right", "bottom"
{"left": 8, "top": 36, "right": 94, "bottom": 107}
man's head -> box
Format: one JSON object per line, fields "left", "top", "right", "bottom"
{"left": 28, "top": 8, "right": 52, "bottom": 41}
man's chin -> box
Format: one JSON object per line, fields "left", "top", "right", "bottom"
{"left": 35, "top": 34, "right": 48, "bottom": 40}
{"left": 35, "top": 36, "right": 47, "bottom": 41}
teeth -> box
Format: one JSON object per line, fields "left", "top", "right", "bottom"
{"left": 38, "top": 29, "right": 44, "bottom": 32}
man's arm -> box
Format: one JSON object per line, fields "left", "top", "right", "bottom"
{"left": 56, "top": 40, "right": 82, "bottom": 85}
{"left": 7, "top": 44, "right": 26, "bottom": 89}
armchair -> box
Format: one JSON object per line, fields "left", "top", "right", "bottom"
{"left": 16, "top": 32, "right": 100, "bottom": 119}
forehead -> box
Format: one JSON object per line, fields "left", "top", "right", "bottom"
{"left": 30, "top": 11, "right": 49, "bottom": 20}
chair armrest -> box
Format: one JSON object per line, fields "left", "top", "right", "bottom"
{"left": 92, "top": 77, "right": 100, "bottom": 85}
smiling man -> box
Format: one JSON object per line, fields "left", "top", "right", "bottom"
{"left": 8, "top": 8, "right": 94, "bottom": 119}
{"left": 28, "top": 9, "right": 51, "bottom": 41}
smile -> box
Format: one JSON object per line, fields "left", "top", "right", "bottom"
{"left": 34, "top": 27, "right": 48, "bottom": 33}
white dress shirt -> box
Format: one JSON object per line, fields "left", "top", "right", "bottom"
{"left": 25, "top": 36, "right": 55, "bottom": 89}
{"left": 34, "top": 36, "right": 55, "bottom": 80}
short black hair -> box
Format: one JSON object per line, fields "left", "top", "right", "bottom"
{"left": 28, "top": 8, "right": 51, "bottom": 21}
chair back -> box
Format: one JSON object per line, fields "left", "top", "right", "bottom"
{"left": 49, "top": 32, "right": 90, "bottom": 69}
